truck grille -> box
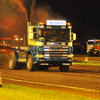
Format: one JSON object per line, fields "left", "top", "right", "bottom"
{"left": 43, "top": 45, "right": 69, "bottom": 59}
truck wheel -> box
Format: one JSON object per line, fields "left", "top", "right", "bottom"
{"left": 59, "top": 66, "right": 69, "bottom": 72}
{"left": 27, "top": 54, "right": 36, "bottom": 71}
{"left": 8, "top": 51, "right": 16, "bottom": 70}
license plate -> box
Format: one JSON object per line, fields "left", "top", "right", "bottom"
{"left": 41, "top": 63, "right": 49, "bottom": 65}
{"left": 63, "top": 63, "right": 70, "bottom": 65}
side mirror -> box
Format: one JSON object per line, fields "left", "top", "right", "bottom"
{"left": 71, "top": 33, "right": 76, "bottom": 41}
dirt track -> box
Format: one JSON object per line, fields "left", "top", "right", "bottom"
{"left": 0, "top": 56, "right": 100, "bottom": 99}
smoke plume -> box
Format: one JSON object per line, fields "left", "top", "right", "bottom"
{"left": 31, "top": 3, "right": 65, "bottom": 24}
{"left": 0, "top": 0, "right": 36, "bottom": 37}
{"left": 0, "top": 0, "right": 65, "bottom": 39}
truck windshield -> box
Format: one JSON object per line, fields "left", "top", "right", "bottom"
{"left": 38, "top": 29, "right": 70, "bottom": 42}
{"left": 87, "top": 41, "right": 94, "bottom": 45}
{"left": 94, "top": 42, "right": 100, "bottom": 46}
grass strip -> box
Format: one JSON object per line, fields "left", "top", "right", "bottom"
{"left": 0, "top": 84, "right": 99, "bottom": 100}
{"left": 73, "top": 61, "right": 100, "bottom": 66}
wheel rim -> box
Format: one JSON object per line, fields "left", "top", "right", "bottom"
{"left": 27, "top": 58, "right": 31, "bottom": 69}
{"left": 9, "top": 56, "right": 13, "bottom": 69}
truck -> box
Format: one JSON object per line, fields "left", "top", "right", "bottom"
{"left": 2, "top": 20, "right": 76, "bottom": 72}
{"left": 86, "top": 39, "right": 100, "bottom": 56}
{"left": 0, "top": 37, "right": 24, "bottom": 48}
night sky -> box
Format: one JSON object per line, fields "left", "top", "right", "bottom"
{"left": 0, "top": 0, "right": 100, "bottom": 41}
{"left": 36, "top": 0, "right": 100, "bottom": 39}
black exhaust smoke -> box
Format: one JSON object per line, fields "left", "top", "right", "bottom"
{"left": 0, "top": 0, "right": 65, "bottom": 39}
{"left": 0, "top": 0, "right": 36, "bottom": 37}
{"left": 23, "top": 0, "right": 36, "bottom": 22}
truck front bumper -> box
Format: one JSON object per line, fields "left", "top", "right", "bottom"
{"left": 37, "top": 58, "right": 72, "bottom": 66}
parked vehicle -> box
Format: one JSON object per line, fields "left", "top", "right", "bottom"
{"left": 86, "top": 39, "right": 100, "bottom": 56}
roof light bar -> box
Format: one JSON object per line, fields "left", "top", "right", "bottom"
{"left": 46, "top": 20, "right": 66, "bottom": 26}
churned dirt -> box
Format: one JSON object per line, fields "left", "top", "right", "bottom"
{"left": 0, "top": 56, "right": 8, "bottom": 69}
{"left": 0, "top": 55, "right": 100, "bottom": 99}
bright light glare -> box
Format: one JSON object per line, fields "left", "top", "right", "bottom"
{"left": 40, "top": 26, "right": 44, "bottom": 28}
{"left": 15, "top": 38, "right": 18, "bottom": 40}
{"left": 20, "top": 38, "right": 23, "bottom": 40}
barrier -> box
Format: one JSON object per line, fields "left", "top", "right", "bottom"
{"left": 85, "top": 57, "right": 88, "bottom": 63}
{"left": 0, "top": 71, "right": 2, "bottom": 87}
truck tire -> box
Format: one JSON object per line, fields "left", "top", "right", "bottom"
{"left": 59, "top": 66, "right": 69, "bottom": 72}
{"left": 26, "top": 54, "right": 36, "bottom": 71}
{"left": 8, "top": 51, "right": 16, "bottom": 70}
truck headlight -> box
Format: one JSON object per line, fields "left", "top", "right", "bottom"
{"left": 87, "top": 50, "right": 89, "bottom": 52}
{"left": 67, "top": 54, "right": 73, "bottom": 58}
{"left": 36, "top": 54, "right": 44, "bottom": 58}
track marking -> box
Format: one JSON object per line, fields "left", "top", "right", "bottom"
{"left": 2, "top": 77, "right": 100, "bottom": 93}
